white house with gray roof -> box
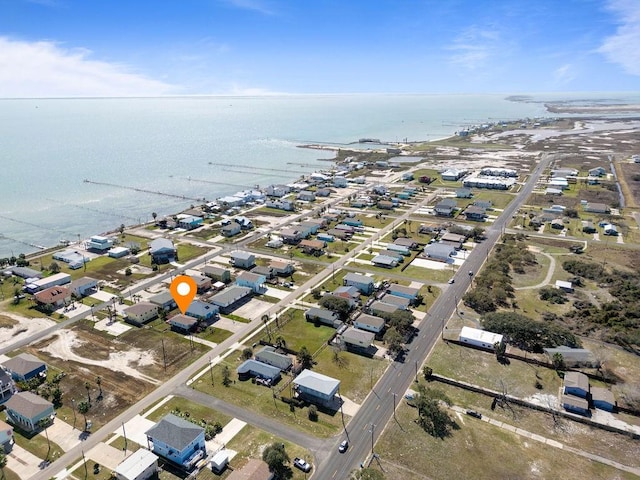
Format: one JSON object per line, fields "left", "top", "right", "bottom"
{"left": 293, "top": 369, "right": 340, "bottom": 407}
{"left": 145, "top": 414, "right": 206, "bottom": 470}
{"left": 254, "top": 346, "right": 292, "bottom": 371}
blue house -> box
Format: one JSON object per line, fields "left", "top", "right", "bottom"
{"left": 149, "top": 238, "right": 176, "bottom": 264}
{"left": 2, "top": 353, "right": 47, "bottom": 382}
{"left": 236, "top": 271, "right": 266, "bottom": 293}
{"left": 145, "top": 414, "right": 206, "bottom": 470}
{"left": 177, "top": 215, "right": 204, "bottom": 230}
{"left": 342, "top": 218, "right": 363, "bottom": 227}
{"left": 387, "top": 284, "right": 420, "bottom": 303}
{"left": 185, "top": 301, "right": 219, "bottom": 321}
{"left": 5, "top": 392, "right": 55, "bottom": 432}
{"left": 343, "top": 273, "right": 375, "bottom": 295}
{"left": 293, "top": 369, "right": 340, "bottom": 407}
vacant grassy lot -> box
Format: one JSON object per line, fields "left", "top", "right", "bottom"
{"left": 375, "top": 396, "right": 639, "bottom": 480}
{"left": 144, "top": 396, "right": 232, "bottom": 426}
{"left": 253, "top": 309, "right": 335, "bottom": 355}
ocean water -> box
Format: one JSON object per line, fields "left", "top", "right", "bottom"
{"left": 0, "top": 92, "right": 635, "bottom": 258}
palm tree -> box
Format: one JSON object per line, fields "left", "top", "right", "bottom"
{"left": 96, "top": 376, "right": 102, "bottom": 399}
{"left": 262, "top": 314, "right": 271, "bottom": 342}
{"left": 77, "top": 400, "right": 90, "bottom": 431}
{"left": 152, "top": 212, "right": 158, "bottom": 223}
{"left": 84, "top": 381, "right": 91, "bottom": 404}
{"left": 38, "top": 418, "right": 51, "bottom": 460}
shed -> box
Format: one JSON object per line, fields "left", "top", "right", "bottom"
{"left": 210, "top": 450, "right": 229, "bottom": 474}
{"left": 591, "top": 387, "right": 615, "bottom": 412}
{"left": 555, "top": 280, "right": 574, "bottom": 293}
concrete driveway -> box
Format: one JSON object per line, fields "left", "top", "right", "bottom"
{"left": 6, "top": 443, "right": 44, "bottom": 479}
{"left": 40, "top": 418, "right": 83, "bottom": 451}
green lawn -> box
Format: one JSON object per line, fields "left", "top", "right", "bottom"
{"left": 13, "top": 426, "right": 64, "bottom": 461}
{"left": 144, "top": 395, "right": 232, "bottom": 425}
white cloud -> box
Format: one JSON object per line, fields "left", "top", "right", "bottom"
{"left": 553, "top": 64, "right": 575, "bottom": 85}
{"left": 447, "top": 26, "right": 500, "bottom": 70}
{"left": 598, "top": 0, "right": 640, "bottom": 75}
{"left": 0, "top": 37, "right": 176, "bottom": 98}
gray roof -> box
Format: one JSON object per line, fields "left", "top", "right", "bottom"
{"left": 370, "top": 301, "right": 398, "bottom": 314}
{"left": 381, "top": 294, "right": 411, "bottom": 308}
{"left": 341, "top": 327, "right": 375, "bottom": 345}
{"left": 372, "top": 255, "right": 398, "bottom": 266}
{"left": 149, "top": 238, "right": 175, "bottom": 253}
{"left": 387, "top": 284, "right": 419, "bottom": 297}
{"left": 231, "top": 251, "right": 254, "bottom": 261}
{"left": 2, "top": 353, "right": 46, "bottom": 376}
{"left": 124, "top": 302, "right": 157, "bottom": 317}
{"left": 591, "top": 387, "right": 615, "bottom": 404}
{"left": 564, "top": 372, "right": 589, "bottom": 391}
{"left": 237, "top": 271, "right": 265, "bottom": 283}
{"left": 203, "top": 265, "right": 228, "bottom": 276}
{"left": 344, "top": 273, "right": 373, "bottom": 285}
{"left": 543, "top": 347, "right": 597, "bottom": 365}
{"left": 210, "top": 286, "right": 252, "bottom": 307}
{"left": 305, "top": 307, "right": 338, "bottom": 321}
{"left": 10, "top": 267, "right": 42, "bottom": 279}
{"left": 562, "top": 394, "right": 589, "bottom": 411}
{"left": 424, "top": 243, "right": 456, "bottom": 258}
{"left": 294, "top": 369, "right": 340, "bottom": 396}
{"left": 355, "top": 314, "right": 385, "bottom": 329}
{"left": 237, "top": 359, "right": 281, "bottom": 379}
{"left": 145, "top": 414, "right": 204, "bottom": 451}
{"left": 170, "top": 314, "right": 199, "bottom": 328}
{"left": 5, "top": 391, "right": 53, "bottom": 418}
{"left": 149, "top": 291, "right": 176, "bottom": 306}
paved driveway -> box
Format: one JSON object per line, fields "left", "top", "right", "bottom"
{"left": 40, "top": 418, "right": 83, "bottom": 451}
{"left": 6, "top": 443, "right": 44, "bottom": 479}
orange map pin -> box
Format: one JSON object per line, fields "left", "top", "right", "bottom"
{"left": 170, "top": 275, "right": 197, "bottom": 314}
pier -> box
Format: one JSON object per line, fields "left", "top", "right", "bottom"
{"left": 83, "top": 179, "right": 204, "bottom": 202}
{"left": 44, "top": 198, "right": 139, "bottom": 222}
{"left": 208, "top": 162, "right": 312, "bottom": 175}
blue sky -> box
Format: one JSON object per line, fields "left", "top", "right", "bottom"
{"left": 0, "top": 0, "right": 639, "bottom": 97}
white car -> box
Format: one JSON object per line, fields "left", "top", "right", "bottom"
{"left": 294, "top": 457, "right": 311, "bottom": 473}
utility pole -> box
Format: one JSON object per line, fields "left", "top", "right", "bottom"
{"left": 71, "top": 399, "right": 77, "bottom": 429}
{"left": 122, "top": 422, "right": 128, "bottom": 453}
{"left": 209, "top": 357, "right": 214, "bottom": 386}
{"left": 392, "top": 392, "right": 397, "bottom": 422}
{"left": 369, "top": 423, "right": 376, "bottom": 456}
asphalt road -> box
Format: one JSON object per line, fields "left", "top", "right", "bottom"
{"left": 312, "top": 154, "right": 552, "bottom": 479}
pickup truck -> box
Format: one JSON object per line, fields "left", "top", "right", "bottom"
{"left": 293, "top": 457, "right": 311, "bottom": 473}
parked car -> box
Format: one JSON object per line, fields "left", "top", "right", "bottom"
{"left": 447, "top": 278, "right": 455, "bottom": 284}
{"left": 294, "top": 457, "right": 312, "bottom": 473}
{"left": 338, "top": 440, "right": 349, "bottom": 453}
{"left": 466, "top": 410, "right": 482, "bottom": 419}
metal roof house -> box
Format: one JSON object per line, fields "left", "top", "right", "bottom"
{"left": 293, "top": 369, "right": 340, "bottom": 407}
{"left": 68, "top": 277, "right": 98, "bottom": 297}
{"left": 210, "top": 286, "right": 252, "bottom": 313}
{"left": 387, "top": 284, "right": 419, "bottom": 301}
{"left": 380, "top": 294, "right": 411, "bottom": 310}
{"left": 145, "top": 414, "right": 206, "bottom": 470}
{"left": 169, "top": 314, "right": 199, "bottom": 333}
{"left": 423, "top": 243, "right": 456, "bottom": 262}
{"left": 24, "top": 272, "right": 71, "bottom": 294}
{"left": 458, "top": 326, "right": 503, "bottom": 350}
{"left": 591, "top": 387, "right": 615, "bottom": 412}
{"left": 124, "top": 302, "right": 159, "bottom": 326}
{"left": 149, "top": 238, "right": 176, "bottom": 264}
{"left": 202, "top": 265, "right": 231, "bottom": 283}
{"left": 236, "top": 359, "right": 281, "bottom": 383}
{"left": 236, "top": 271, "right": 266, "bottom": 293}
{"left": 340, "top": 327, "right": 375, "bottom": 350}
{"left": 4, "top": 392, "right": 55, "bottom": 432}
{"left": 2, "top": 353, "right": 47, "bottom": 382}
{"left": 563, "top": 372, "right": 589, "bottom": 398}
{"left": 371, "top": 255, "right": 398, "bottom": 268}
{"left": 149, "top": 291, "right": 177, "bottom": 311}
{"left": 185, "top": 300, "right": 219, "bottom": 321}
{"left": 343, "top": 273, "right": 375, "bottom": 295}
{"left": 543, "top": 347, "right": 599, "bottom": 368}
{"left": 115, "top": 448, "right": 159, "bottom": 480}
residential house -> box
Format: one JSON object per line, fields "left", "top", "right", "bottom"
{"left": 114, "top": 448, "right": 159, "bottom": 480}
{"left": 434, "top": 199, "right": 457, "bottom": 216}
{"left": 480, "top": 167, "right": 518, "bottom": 177}
{"left": 582, "top": 221, "right": 596, "bottom": 233}
{"left": 0, "top": 368, "right": 16, "bottom": 403}
{"left": 588, "top": 166, "right": 607, "bottom": 177}
{"left": 0, "top": 420, "right": 13, "bottom": 452}
{"left": 68, "top": 277, "right": 98, "bottom": 298}
{"left": 368, "top": 301, "right": 399, "bottom": 317}
{"left": 145, "top": 414, "right": 206, "bottom": 470}
{"left": 227, "top": 459, "right": 273, "bottom": 480}
{"left": 109, "top": 246, "right": 130, "bottom": 259}
{"left": 458, "top": 326, "right": 503, "bottom": 350}
{"left": 371, "top": 255, "right": 398, "bottom": 268}
{"left": 551, "top": 219, "right": 565, "bottom": 230}
{"left": 387, "top": 284, "right": 420, "bottom": 303}
{"left": 234, "top": 216, "right": 253, "bottom": 230}
{"left": 293, "top": 369, "right": 340, "bottom": 407}
{"left": 441, "top": 169, "right": 466, "bottom": 181}
{"left": 380, "top": 294, "right": 410, "bottom": 310}
{"left": 300, "top": 220, "right": 321, "bottom": 235}
{"left": 202, "top": 265, "right": 231, "bottom": 283}
{"left": 149, "top": 238, "right": 176, "bottom": 264}
{"left": 190, "top": 274, "right": 212, "bottom": 293}
{"left": 222, "top": 223, "right": 242, "bottom": 237}
{"left": 563, "top": 372, "right": 589, "bottom": 398}
{"left": 423, "top": 243, "right": 456, "bottom": 262}
{"left": 149, "top": 291, "right": 177, "bottom": 311}
{"left": 254, "top": 346, "right": 292, "bottom": 372}
{"left": 236, "top": 360, "right": 281, "bottom": 384}
{"left": 340, "top": 327, "right": 375, "bottom": 351}
{"left": 251, "top": 266, "right": 274, "bottom": 280}
{"left": 51, "top": 249, "right": 88, "bottom": 270}
{"left": 552, "top": 168, "right": 578, "bottom": 178}
{"left": 394, "top": 237, "right": 417, "bottom": 250}
{"left": 186, "top": 301, "right": 219, "bottom": 321}
{"left": 265, "top": 184, "right": 290, "bottom": 197}
{"left": 236, "top": 272, "right": 266, "bottom": 293}
{"left": 603, "top": 224, "right": 618, "bottom": 236}
{"left": 353, "top": 314, "right": 385, "bottom": 334}
{"left": 401, "top": 172, "right": 414, "bottom": 181}
{"left": 343, "top": 273, "right": 375, "bottom": 295}
{"left": 473, "top": 200, "right": 493, "bottom": 210}
{"left": 210, "top": 286, "right": 252, "bottom": 313}
{"left": 327, "top": 228, "right": 351, "bottom": 240}
{"left": 124, "top": 302, "right": 159, "bottom": 326}
{"left": 380, "top": 250, "right": 404, "bottom": 263}
{"left": 543, "top": 347, "right": 599, "bottom": 368}
{"left": 386, "top": 244, "right": 410, "bottom": 257}
{"left": 2, "top": 353, "right": 47, "bottom": 382}
{"left": 377, "top": 200, "right": 394, "bottom": 210}
{"left": 464, "top": 205, "right": 487, "bottom": 221}
{"left": 456, "top": 188, "right": 473, "bottom": 198}
{"left": 169, "top": 314, "right": 199, "bottom": 333}
{"left": 176, "top": 215, "right": 204, "bottom": 231}
{"left": 331, "top": 286, "right": 361, "bottom": 308}
{"left": 266, "top": 237, "right": 284, "bottom": 248}
{"left": 545, "top": 188, "right": 563, "bottom": 196}
{"left": 86, "top": 235, "right": 113, "bottom": 253}
{"left": 281, "top": 228, "right": 303, "bottom": 244}
{"left": 300, "top": 239, "right": 326, "bottom": 255}
{"left": 333, "top": 177, "right": 348, "bottom": 188}
{"left": 297, "top": 191, "right": 316, "bottom": 202}
{"left": 4, "top": 392, "right": 55, "bottom": 432}
{"left": 230, "top": 251, "right": 256, "bottom": 270}
{"left": 269, "top": 260, "right": 294, "bottom": 277}
{"left": 316, "top": 188, "right": 332, "bottom": 197}
{"left": 34, "top": 286, "right": 71, "bottom": 311}
{"left": 304, "top": 307, "right": 342, "bottom": 328}
{"left": 591, "top": 387, "right": 615, "bottom": 412}
{"left": 584, "top": 202, "right": 610, "bottom": 214}
{"left": 10, "top": 267, "right": 42, "bottom": 280}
